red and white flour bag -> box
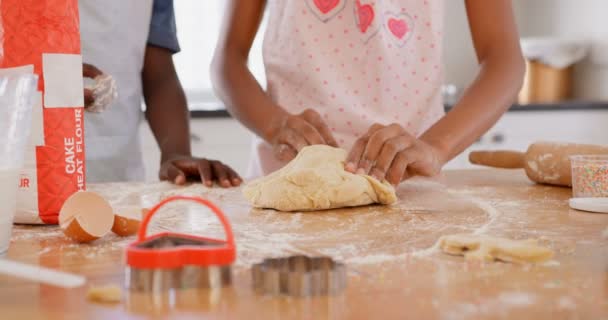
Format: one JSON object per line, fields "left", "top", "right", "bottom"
{"left": 0, "top": 0, "right": 86, "bottom": 224}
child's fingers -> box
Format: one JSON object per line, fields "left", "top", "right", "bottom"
{"left": 360, "top": 124, "right": 408, "bottom": 173}
{"left": 402, "top": 145, "right": 432, "bottom": 177}
{"left": 300, "top": 110, "right": 338, "bottom": 147}
{"left": 226, "top": 167, "right": 242, "bottom": 186}
{"left": 385, "top": 151, "right": 414, "bottom": 185}
{"left": 314, "top": 123, "right": 338, "bottom": 147}
{"left": 210, "top": 160, "right": 231, "bottom": 188}
{"left": 197, "top": 160, "right": 214, "bottom": 187}
{"left": 287, "top": 117, "right": 325, "bottom": 145}
{"left": 82, "top": 63, "right": 103, "bottom": 79}
{"left": 84, "top": 89, "right": 95, "bottom": 107}
{"left": 369, "top": 136, "right": 411, "bottom": 181}
{"left": 274, "top": 143, "right": 298, "bottom": 162}
{"left": 346, "top": 138, "right": 368, "bottom": 173}
{"left": 159, "top": 162, "right": 186, "bottom": 185}
{"left": 345, "top": 124, "right": 384, "bottom": 173}
{"left": 399, "top": 171, "right": 411, "bottom": 184}
{"left": 278, "top": 129, "right": 309, "bottom": 152}
{"left": 406, "top": 145, "right": 441, "bottom": 177}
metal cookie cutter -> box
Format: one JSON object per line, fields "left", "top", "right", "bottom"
{"left": 126, "top": 196, "right": 236, "bottom": 292}
{"left": 252, "top": 256, "right": 347, "bottom": 297}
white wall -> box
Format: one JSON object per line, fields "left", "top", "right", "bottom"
{"left": 173, "top": 0, "right": 266, "bottom": 109}
{"left": 442, "top": 0, "right": 477, "bottom": 91}
{"left": 443, "top": 0, "right": 608, "bottom": 101}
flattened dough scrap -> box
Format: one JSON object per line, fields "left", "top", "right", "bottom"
{"left": 438, "top": 234, "right": 554, "bottom": 264}
{"left": 87, "top": 284, "right": 122, "bottom": 304}
{"left": 243, "top": 145, "right": 397, "bottom": 211}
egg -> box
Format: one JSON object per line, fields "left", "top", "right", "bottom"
{"left": 112, "top": 206, "right": 145, "bottom": 237}
{"left": 59, "top": 191, "right": 114, "bottom": 243}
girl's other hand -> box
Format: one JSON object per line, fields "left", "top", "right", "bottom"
{"left": 270, "top": 109, "right": 338, "bottom": 162}
{"left": 345, "top": 123, "right": 446, "bottom": 185}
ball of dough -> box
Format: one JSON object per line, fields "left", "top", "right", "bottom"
{"left": 243, "top": 145, "right": 397, "bottom": 211}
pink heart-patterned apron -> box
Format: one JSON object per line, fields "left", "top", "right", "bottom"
{"left": 250, "top": 0, "right": 445, "bottom": 178}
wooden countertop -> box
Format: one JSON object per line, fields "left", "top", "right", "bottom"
{"left": 2, "top": 170, "right": 607, "bottom": 319}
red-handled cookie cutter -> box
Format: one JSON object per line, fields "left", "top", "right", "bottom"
{"left": 126, "top": 196, "right": 236, "bottom": 292}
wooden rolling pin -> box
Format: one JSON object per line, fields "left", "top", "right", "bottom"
{"left": 469, "top": 141, "right": 608, "bottom": 187}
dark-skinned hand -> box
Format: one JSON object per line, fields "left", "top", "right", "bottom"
{"left": 82, "top": 63, "right": 103, "bottom": 108}
{"left": 345, "top": 123, "right": 445, "bottom": 185}
{"left": 271, "top": 109, "right": 338, "bottom": 162}
{"left": 159, "top": 155, "right": 242, "bottom": 188}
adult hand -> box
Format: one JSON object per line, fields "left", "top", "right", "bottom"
{"left": 83, "top": 63, "right": 103, "bottom": 108}
{"left": 345, "top": 123, "right": 446, "bottom": 185}
{"left": 159, "top": 155, "right": 242, "bottom": 188}
{"left": 270, "top": 109, "right": 338, "bottom": 162}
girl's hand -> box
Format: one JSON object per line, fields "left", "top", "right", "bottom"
{"left": 270, "top": 109, "right": 338, "bottom": 161}
{"left": 345, "top": 123, "right": 446, "bottom": 185}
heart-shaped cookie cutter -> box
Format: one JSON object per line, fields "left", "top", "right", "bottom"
{"left": 252, "top": 255, "right": 346, "bottom": 297}
{"left": 126, "top": 196, "right": 235, "bottom": 292}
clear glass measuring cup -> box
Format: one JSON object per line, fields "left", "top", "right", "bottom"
{"left": 0, "top": 73, "right": 38, "bottom": 255}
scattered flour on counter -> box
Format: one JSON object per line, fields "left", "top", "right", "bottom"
{"left": 160, "top": 184, "right": 239, "bottom": 201}
{"left": 446, "top": 303, "right": 478, "bottom": 320}
{"left": 38, "top": 247, "right": 52, "bottom": 255}
{"left": 402, "top": 178, "right": 446, "bottom": 191}
{"left": 444, "top": 190, "right": 503, "bottom": 235}
{"left": 345, "top": 253, "right": 407, "bottom": 265}
{"left": 527, "top": 161, "right": 539, "bottom": 173}
{"left": 411, "top": 240, "right": 441, "bottom": 258}
{"left": 543, "top": 173, "right": 561, "bottom": 182}
{"left": 541, "top": 260, "right": 561, "bottom": 267}
{"left": 233, "top": 219, "right": 331, "bottom": 266}
{"left": 557, "top": 296, "right": 577, "bottom": 310}
{"left": 543, "top": 281, "right": 562, "bottom": 289}
{"left": 11, "top": 228, "right": 63, "bottom": 241}
{"left": 468, "top": 198, "right": 502, "bottom": 235}
{"left": 497, "top": 291, "right": 536, "bottom": 307}
{"left": 287, "top": 213, "right": 303, "bottom": 227}
{"left": 443, "top": 292, "right": 537, "bottom": 320}
{"left": 411, "top": 192, "right": 505, "bottom": 258}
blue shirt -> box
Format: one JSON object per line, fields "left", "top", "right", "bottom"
{"left": 147, "top": 0, "right": 181, "bottom": 53}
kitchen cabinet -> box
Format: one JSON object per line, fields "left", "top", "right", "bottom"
{"left": 139, "top": 110, "right": 608, "bottom": 180}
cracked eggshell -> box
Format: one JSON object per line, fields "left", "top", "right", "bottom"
{"left": 112, "top": 206, "right": 144, "bottom": 237}
{"left": 59, "top": 192, "right": 114, "bottom": 243}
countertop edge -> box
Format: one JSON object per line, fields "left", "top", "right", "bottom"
{"left": 190, "top": 101, "right": 608, "bottom": 119}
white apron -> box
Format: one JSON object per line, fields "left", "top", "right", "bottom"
{"left": 79, "top": 0, "right": 154, "bottom": 182}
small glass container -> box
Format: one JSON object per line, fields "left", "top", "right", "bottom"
{"left": 570, "top": 155, "right": 608, "bottom": 198}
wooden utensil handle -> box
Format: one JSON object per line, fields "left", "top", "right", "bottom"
{"left": 469, "top": 150, "right": 526, "bottom": 169}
